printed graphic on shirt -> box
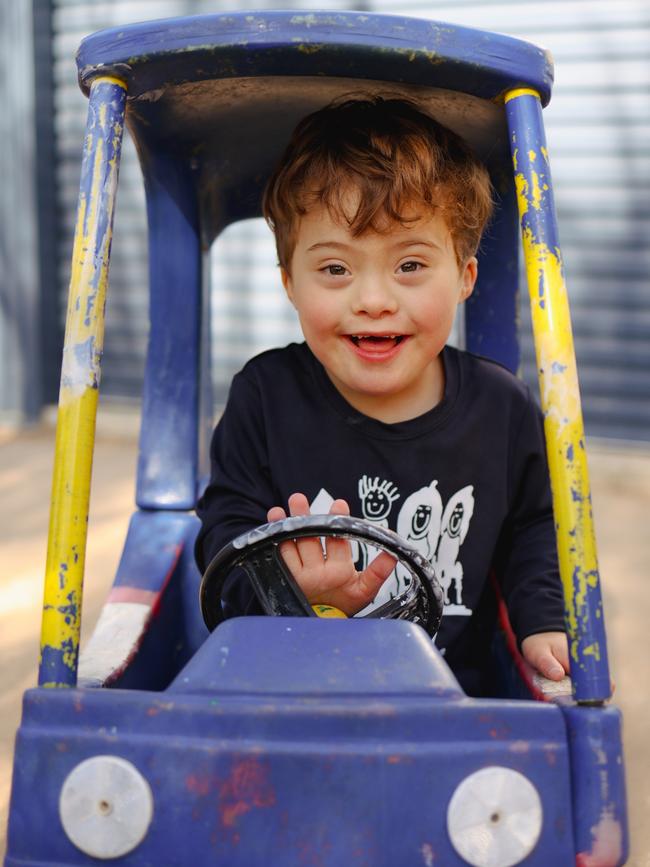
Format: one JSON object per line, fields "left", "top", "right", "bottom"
{"left": 355, "top": 475, "right": 400, "bottom": 571}
{"left": 310, "top": 477, "right": 474, "bottom": 616}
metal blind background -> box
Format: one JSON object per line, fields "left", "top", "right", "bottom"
{"left": 52, "top": 0, "right": 650, "bottom": 440}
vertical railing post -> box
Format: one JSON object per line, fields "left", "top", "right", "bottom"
{"left": 504, "top": 88, "right": 611, "bottom": 703}
{"left": 39, "top": 76, "right": 127, "bottom": 687}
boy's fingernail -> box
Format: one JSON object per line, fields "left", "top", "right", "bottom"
{"left": 546, "top": 663, "right": 564, "bottom": 678}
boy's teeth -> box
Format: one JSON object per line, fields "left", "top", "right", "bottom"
{"left": 350, "top": 335, "right": 403, "bottom": 346}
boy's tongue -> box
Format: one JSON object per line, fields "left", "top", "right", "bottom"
{"left": 353, "top": 335, "right": 402, "bottom": 352}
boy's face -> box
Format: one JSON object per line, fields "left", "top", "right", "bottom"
{"left": 282, "top": 198, "right": 477, "bottom": 423}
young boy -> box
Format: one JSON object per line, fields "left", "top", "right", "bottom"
{"left": 195, "top": 97, "right": 569, "bottom": 695}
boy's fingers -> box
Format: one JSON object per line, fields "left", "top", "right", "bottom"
{"left": 522, "top": 632, "right": 569, "bottom": 681}
{"left": 360, "top": 551, "right": 396, "bottom": 598}
{"left": 555, "top": 645, "right": 570, "bottom": 674}
{"left": 287, "top": 492, "right": 310, "bottom": 515}
{"left": 325, "top": 535, "right": 353, "bottom": 563}
{"left": 548, "top": 634, "right": 570, "bottom": 676}
{"left": 538, "top": 654, "right": 566, "bottom": 681}
{"left": 324, "top": 499, "right": 353, "bottom": 561}
{"left": 277, "top": 539, "right": 302, "bottom": 575}
{"left": 267, "top": 505, "right": 287, "bottom": 522}
{"left": 287, "top": 492, "right": 324, "bottom": 568}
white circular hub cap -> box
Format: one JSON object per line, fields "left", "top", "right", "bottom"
{"left": 447, "top": 766, "right": 543, "bottom": 867}
{"left": 59, "top": 755, "right": 153, "bottom": 859}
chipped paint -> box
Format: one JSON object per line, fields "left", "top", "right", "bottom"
{"left": 39, "top": 77, "right": 126, "bottom": 688}
{"left": 289, "top": 13, "right": 319, "bottom": 26}
{"left": 505, "top": 87, "right": 611, "bottom": 702}
{"left": 297, "top": 42, "right": 321, "bottom": 55}
{"left": 576, "top": 808, "right": 624, "bottom": 867}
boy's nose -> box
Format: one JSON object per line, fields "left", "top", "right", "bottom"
{"left": 351, "top": 277, "right": 398, "bottom": 317}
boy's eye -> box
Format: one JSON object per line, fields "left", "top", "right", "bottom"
{"left": 399, "top": 261, "right": 422, "bottom": 273}
{"left": 322, "top": 264, "right": 348, "bottom": 277}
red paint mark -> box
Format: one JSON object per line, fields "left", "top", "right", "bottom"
{"left": 146, "top": 702, "right": 174, "bottom": 716}
{"left": 186, "top": 773, "right": 212, "bottom": 797}
{"left": 387, "top": 755, "right": 401, "bottom": 764}
{"left": 219, "top": 758, "right": 276, "bottom": 828}
{"left": 295, "top": 836, "right": 331, "bottom": 866}
{"left": 490, "top": 570, "right": 549, "bottom": 701}
{"left": 151, "top": 544, "right": 184, "bottom": 618}
{"left": 545, "top": 746, "right": 558, "bottom": 766}
{"left": 55, "top": 741, "right": 69, "bottom": 752}
{"left": 108, "top": 586, "right": 158, "bottom": 605}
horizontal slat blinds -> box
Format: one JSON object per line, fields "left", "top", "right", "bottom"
{"left": 51, "top": 0, "right": 650, "bottom": 440}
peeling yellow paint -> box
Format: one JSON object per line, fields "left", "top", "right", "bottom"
{"left": 40, "top": 78, "right": 125, "bottom": 685}
{"left": 528, "top": 149, "right": 537, "bottom": 162}
{"left": 519, "top": 226, "right": 601, "bottom": 649}
{"left": 583, "top": 642, "right": 601, "bottom": 661}
{"left": 41, "top": 388, "right": 98, "bottom": 675}
{"left": 530, "top": 170, "right": 543, "bottom": 210}
{"left": 514, "top": 172, "right": 528, "bottom": 215}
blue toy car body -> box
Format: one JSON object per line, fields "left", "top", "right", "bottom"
{"left": 5, "top": 12, "right": 627, "bottom": 865}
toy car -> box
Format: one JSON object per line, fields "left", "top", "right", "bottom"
{"left": 5, "top": 11, "right": 628, "bottom": 865}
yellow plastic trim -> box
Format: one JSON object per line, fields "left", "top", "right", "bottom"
{"left": 504, "top": 87, "right": 540, "bottom": 103}
{"left": 94, "top": 74, "right": 128, "bottom": 90}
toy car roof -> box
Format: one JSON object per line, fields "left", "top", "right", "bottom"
{"left": 76, "top": 11, "right": 554, "bottom": 242}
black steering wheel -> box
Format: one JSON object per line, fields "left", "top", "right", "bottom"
{"left": 200, "top": 514, "right": 444, "bottom": 637}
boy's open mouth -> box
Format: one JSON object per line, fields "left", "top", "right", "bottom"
{"left": 348, "top": 334, "right": 405, "bottom": 350}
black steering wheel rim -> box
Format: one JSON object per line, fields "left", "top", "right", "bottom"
{"left": 200, "top": 514, "right": 444, "bottom": 637}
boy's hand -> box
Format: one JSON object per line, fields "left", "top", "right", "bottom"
{"left": 266, "top": 492, "right": 396, "bottom": 616}
{"left": 521, "top": 631, "right": 570, "bottom": 681}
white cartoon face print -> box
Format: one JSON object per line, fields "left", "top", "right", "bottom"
{"left": 386, "top": 482, "right": 444, "bottom": 601}
{"left": 434, "top": 485, "right": 474, "bottom": 614}
{"left": 353, "top": 475, "right": 400, "bottom": 574}
{"left": 311, "top": 478, "right": 475, "bottom": 618}
{"left": 358, "top": 475, "right": 399, "bottom": 524}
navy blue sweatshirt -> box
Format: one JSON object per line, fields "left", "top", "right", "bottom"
{"left": 196, "top": 342, "right": 565, "bottom": 693}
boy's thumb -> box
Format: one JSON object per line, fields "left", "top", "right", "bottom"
{"left": 542, "top": 659, "right": 565, "bottom": 680}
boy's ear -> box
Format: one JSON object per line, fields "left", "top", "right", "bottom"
{"left": 281, "top": 267, "right": 295, "bottom": 304}
{"left": 459, "top": 257, "right": 478, "bottom": 302}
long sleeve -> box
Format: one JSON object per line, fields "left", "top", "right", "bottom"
{"left": 195, "top": 369, "right": 276, "bottom": 616}
{"left": 495, "top": 394, "right": 566, "bottom": 642}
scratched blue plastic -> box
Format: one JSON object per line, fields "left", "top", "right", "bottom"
{"left": 5, "top": 12, "right": 628, "bottom": 866}
{"left": 8, "top": 620, "right": 577, "bottom": 866}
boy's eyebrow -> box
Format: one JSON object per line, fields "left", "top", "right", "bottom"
{"left": 392, "top": 238, "right": 442, "bottom": 249}
{"left": 306, "top": 241, "right": 352, "bottom": 252}
{"left": 306, "top": 238, "right": 444, "bottom": 252}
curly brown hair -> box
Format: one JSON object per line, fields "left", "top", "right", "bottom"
{"left": 262, "top": 96, "right": 493, "bottom": 271}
